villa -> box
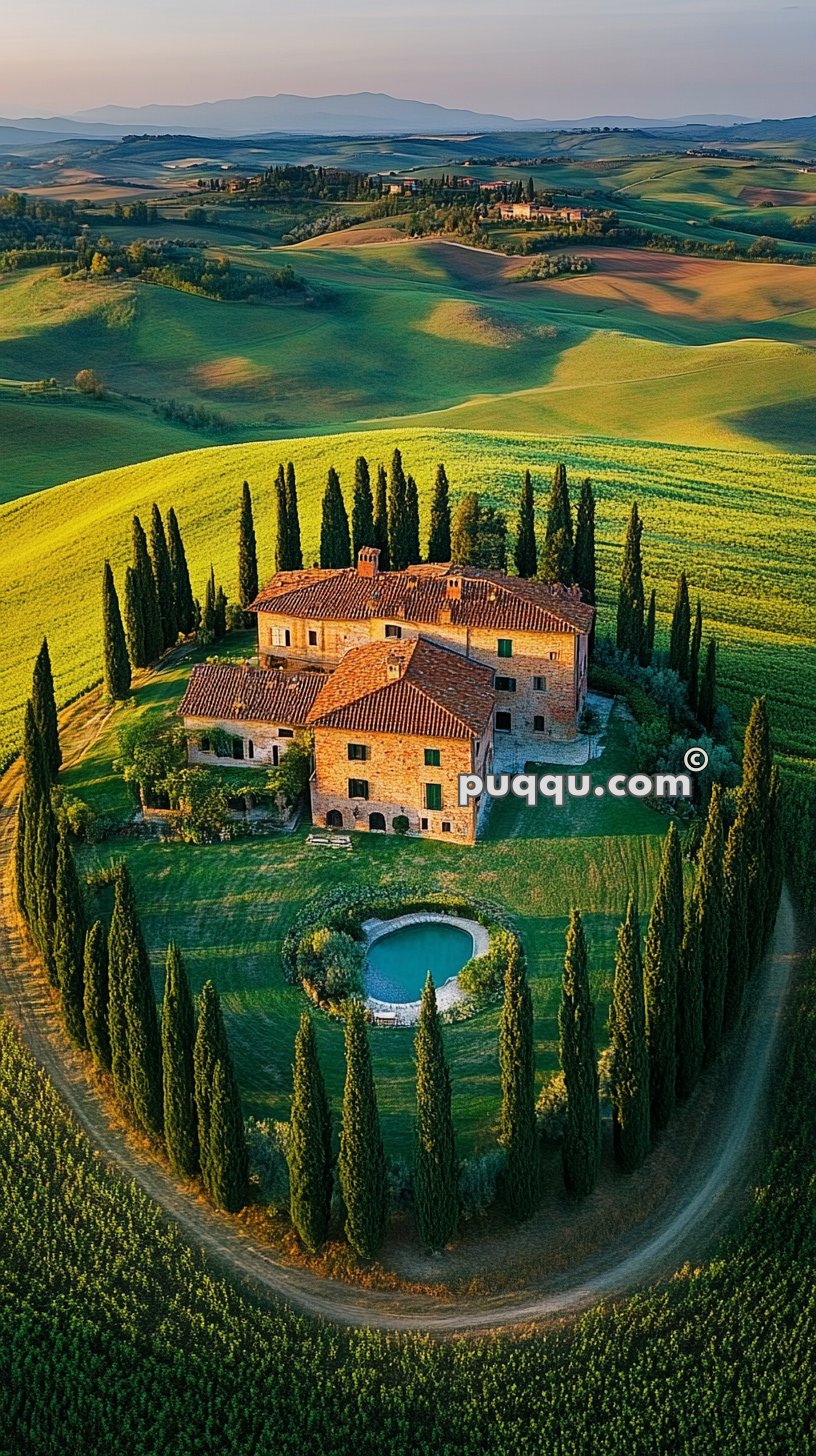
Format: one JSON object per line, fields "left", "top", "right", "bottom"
{"left": 179, "top": 550, "right": 593, "bottom": 842}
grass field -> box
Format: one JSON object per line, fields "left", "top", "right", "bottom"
{"left": 3, "top": 227, "right": 816, "bottom": 499}
{"left": 63, "top": 640, "right": 663, "bottom": 1156}
{"left": 2, "top": 427, "right": 813, "bottom": 775}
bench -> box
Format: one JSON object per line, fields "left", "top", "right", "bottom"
{"left": 306, "top": 833, "right": 352, "bottom": 851}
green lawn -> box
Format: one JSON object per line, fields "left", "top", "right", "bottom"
{"left": 67, "top": 647, "right": 663, "bottom": 1157}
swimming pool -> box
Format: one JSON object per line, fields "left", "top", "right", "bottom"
{"left": 364, "top": 921, "right": 474, "bottom": 1005}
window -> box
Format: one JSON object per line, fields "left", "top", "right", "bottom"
{"left": 420, "top": 817, "right": 429, "bottom": 831}
{"left": 495, "top": 711, "right": 512, "bottom": 732}
{"left": 495, "top": 676, "right": 516, "bottom": 693}
{"left": 231, "top": 736, "right": 244, "bottom": 760}
{"left": 497, "top": 638, "right": 513, "bottom": 658}
{"left": 278, "top": 728, "right": 294, "bottom": 739}
{"left": 308, "top": 629, "right": 318, "bottom": 647}
{"left": 424, "top": 748, "right": 441, "bottom": 766}
{"left": 441, "top": 821, "right": 451, "bottom": 833}
{"left": 424, "top": 783, "right": 442, "bottom": 811}
{"left": 347, "top": 743, "right": 368, "bottom": 761}
{"left": 269, "top": 625, "right": 291, "bottom": 648}
{"left": 384, "top": 623, "right": 402, "bottom": 639}
{"left": 533, "top": 675, "right": 547, "bottom": 692}
{"left": 548, "top": 650, "right": 560, "bottom": 661}
{"left": 246, "top": 739, "right": 254, "bottom": 760}
{"left": 348, "top": 778, "right": 369, "bottom": 799}
{"left": 533, "top": 715, "right": 546, "bottom": 732}
{"left": 200, "top": 735, "right": 211, "bottom": 752}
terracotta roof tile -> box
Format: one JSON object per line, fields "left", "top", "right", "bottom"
{"left": 250, "top": 562, "right": 593, "bottom": 635}
{"left": 307, "top": 637, "right": 494, "bottom": 740}
{"left": 179, "top": 663, "right": 328, "bottom": 725}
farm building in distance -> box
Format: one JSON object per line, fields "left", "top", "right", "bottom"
{"left": 494, "top": 202, "right": 590, "bottom": 223}
{"left": 179, "top": 552, "right": 593, "bottom": 842}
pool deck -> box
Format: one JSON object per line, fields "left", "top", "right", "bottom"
{"left": 362, "top": 912, "right": 489, "bottom": 1027}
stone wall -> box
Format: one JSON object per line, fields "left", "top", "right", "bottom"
{"left": 310, "top": 724, "right": 492, "bottom": 843}
{"left": 183, "top": 714, "right": 300, "bottom": 769}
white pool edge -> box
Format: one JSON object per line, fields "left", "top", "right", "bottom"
{"left": 362, "top": 912, "right": 490, "bottom": 1027}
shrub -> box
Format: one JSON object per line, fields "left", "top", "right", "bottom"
{"left": 296, "top": 928, "right": 364, "bottom": 1004}
{"left": 536, "top": 1071, "right": 568, "bottom": 1145}
{"left": 245, "top": 1118, "right": 290, "bottom": 1214}
{"left": 392, "top": 814, "right": 409, "bottom": 835}
{"left": 459, "top": 926, "right": 518, "bottom": 1006}
{"left": 459, "top": 1149, "right": 506, "bottom": 1219}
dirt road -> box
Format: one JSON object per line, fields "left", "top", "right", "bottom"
{"left": 0, "top": 706, "right": 802, "bottom": 1332}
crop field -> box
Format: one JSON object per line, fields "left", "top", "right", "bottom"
{"left": 2, "top": 426, "right": 813, "bottom": 773}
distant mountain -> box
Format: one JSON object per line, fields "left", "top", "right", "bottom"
{"left": 65, "top": 93, "right": 754, "bottom": 138}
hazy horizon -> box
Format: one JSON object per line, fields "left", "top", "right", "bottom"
{"left": 2, "top": 0, "right": 815, "bottom": 120}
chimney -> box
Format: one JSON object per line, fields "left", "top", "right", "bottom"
{"left": 357, "top": 546, "right": 380, "bottom": 580}
{"left": 446, "top": 575, "right": 463, "bottom": 601}
{"left": 385, "top": 651, "right": 403, "bottom": 681}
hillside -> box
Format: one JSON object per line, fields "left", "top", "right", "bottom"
{"left": 1, "top": 428, "right": 814, "bottom": 774}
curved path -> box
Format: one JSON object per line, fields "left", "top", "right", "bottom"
{"left": 0, "top": 705, "right": 803, "bottom": 1333}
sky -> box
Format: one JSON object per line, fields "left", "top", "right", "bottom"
{"left": 2, "top": 0, "right": 815, "bottom": 120}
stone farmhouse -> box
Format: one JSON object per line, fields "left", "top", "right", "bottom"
{"left": 179, "top": 551, "right": 593, "bottom": 843}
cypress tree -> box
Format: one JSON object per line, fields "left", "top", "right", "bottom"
{"left": 414, "top": 974, "right": 458, "bottom": 1250}
{"left": 688, "top": 599, "right": 703, "bottom": 713}
{"left": 149, "top": 503, "right": 177, "bottom": 650}
{"left": 132, "top": 515, "right": 163, "bottom": 662}
{"left": 21, "top": 701, "right": 48, "bottom": 939}
{"left": 83, "top": 919, "right": 111, "bottom": 1071}
{"left": 427, "top": 463, "right": 451, "bottom": 563}
{"left": 31, "top": 637, "right": 61, "bottom": 779}
{"left": 288, "top": 1012, "right": 333, "bottom": 1251}
{"left": 237, "top": 481, "right": 259, "bottom": 616}
{"left": 167, "top": 507, "right": 196, "bottom": 634}
{"left": 319, "top": 468, "right": 351, "bottom": 569}
{"left": 54, "top": 828, "right": 87, "bottom": 1047}
{"left": 101, "top": 560, "right": 131, "bottom": 701}
{"left": 108, "top": 863, "right": 163, "bottom": 1137}
{"left": 642, "top": 589, "right": 656, "bottom": 667}
{"left": 373, "top": 464, "right": 390, "bottom": 569}
{"left": 193, "top": 980, "right": 223, "bottom": 1193}
{"left": 668, "top": 572, "right": 691, "bottom": 679}
{"left": 722, "top": 808, "right": 750, "bottom": 1033}
{"left": 540, "top": 461, "right": 573, "bottom": 584}
{"left": 123, "top": 565, "right": 148, "bottom": 669}
{"left": 14, "top": 796, "right": 28, "bottom": 920}
{"left": 765, "top": 765, "right": 785, "bottom": 944}
{"left": 338, "top": 999, "right": 387, "bottom": 1260}
{"left": 572, "top": 477, "right": 596, "bottom": 604}
{"left": 450, "top": 493, "right": 481, "bottom": 566}
{"left": 740, "top": 698, "right": 772, "bottom": 970}
{"left": 610, "top": 898, "right": 650, "bottom": 1171}
{"left": 643, "top": 823, "right": 683, "bottom": 1132}
{"left": 351, "top": 456, "right": 375, "bottom": 559}
{"left": 34, "top": 792, "right": 58, "bottom": 986}
{"left": 675, "top": 898, "right": 704, "bottom": 1100}
{"left": 616, "top": 503, "right": 645, "bottom": 660}
{"left": 514, "top": 470, "right": 537, "bottom": 579}
{"left": 162, "top": 943, "right": 199, "bottom": 1178}
{"left": 405, "top": 473, "right": 421, "bottom": 566}
{"left": 274, "top": 465, "right": 289, "bottom": 572}
{"left": 558, "top": 910, "right": 600, "bottom": 1196}
{"left": 499, "top": 938, "right": 539, "bottom": 1220}
{"left": 387, "top": 448, "right": 409, "bottom": 571}
{"left": 208, "top": 1058, "right": 250, "bottom": 1212}
{"left": 698, "top": 639, "right": 717, "bottom": 732}
{"left": 214, "top": 585, "right": 228, "bottom": 640}
{"left": 201, "top": 566, "right": 217, "bottom": 639}
{"left": 697, "top": 785, "right": 728, "bottom": 1065}
{"left": 285, "top": 462, "right": 303, "bottom": 570}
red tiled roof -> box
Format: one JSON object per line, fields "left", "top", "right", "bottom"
{"left": 179, "top": 663, "right": 328, "bottom": 725}
{"left": 250, "top": 562, "right": 593, "bottom": 635}
{"left": 307, "top": 637, "right": 494, "bottom": 740}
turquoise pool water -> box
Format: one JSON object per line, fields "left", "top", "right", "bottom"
{"left": 365, "top": 921, "right": 474, "bottom": 1004}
